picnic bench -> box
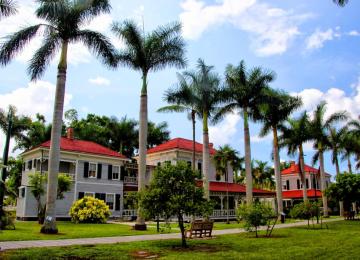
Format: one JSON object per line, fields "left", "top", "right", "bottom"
{"left": 186, "top": 220, "right": 214, "bottom": 238}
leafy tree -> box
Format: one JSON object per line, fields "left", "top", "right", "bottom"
{"left": 146, "top": 121, "right": 170, "bottom": 148}
{"left": 257, "top": 88, "right": 302, "bottom": 215}
{"left": 326, "top": 174, "right": 360, "bottom": 211}
{"left": 213, "top": 145, "right": 241, "bottom": 224}
{"left": 184, "top": 59, "right": 222, "bottom": 200}
{"left": 237, "top": 202, "right": 276, "bottom": 238}
{"left": 0, "top": 0, "right": 117, "bottom": 234}
{"left": 139, "top": 161, "right": 213, "bottom": 247}
{"left": 112, "top": 20, "right": 186, "bottom": 229}
{"left": 252, "top": 160, "right": 275, "bottom": 190}
{"left": 0, "top": 0, "right": 17, "bottom": 19}
{"left": 4, "top": 157, "right": 22, "bottom": 202}
{"left": 159, "top": 73, "right": 200, "bottom": 170}
{"left": 289, "top": 201, "right": 321, "bottom": 228}
{"left": 279, "top": 112, "right": 311, "bottom": 201}
{"left": 217, "top": 61, "right": 275, "bottom": 205}
{"left": 309, "top": 101, "right": 347, "bottom": 216}
{"left": 28, "top": 172, "right": 72, "bottom": 224}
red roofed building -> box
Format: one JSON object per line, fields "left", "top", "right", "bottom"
{"left": 281, "top": 161, "right": 332, "bottom": 207}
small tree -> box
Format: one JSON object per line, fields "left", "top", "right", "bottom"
{"left": 139, "top": 161, "right": 213, "bottom": 248}
{"left": 289, "top": 201, "right": 321, "bottom": 228}
{"left": 237, "top": 202, "right": 276, "bottom": 238}
{"left": 28, "top": 172, "right": 72, "bottom": 224}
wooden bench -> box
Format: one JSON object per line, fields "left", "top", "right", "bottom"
{"left": 186, "top": 220, "right": 214, "bottom": 238}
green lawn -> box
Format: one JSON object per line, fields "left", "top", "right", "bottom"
{"left": 0, "top": 221, "right": 159, "bottom": 241}
{"left": 1, "top": 221, "right": 359, "bottom": 259}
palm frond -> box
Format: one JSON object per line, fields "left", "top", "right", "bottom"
{"left": 0, "top": 24, "right": 43, "bottom": 66}
{"left": 0, "top": 0, "right": 17, "bottom": 18}
{"left": 76, "top": 0, "right": 111, "bottom": 24}
{"left": 157, "top": 105, "right": 188, "bottom": 113}
{"left": 333, "top": 0, "right": 349, "bottom": 6}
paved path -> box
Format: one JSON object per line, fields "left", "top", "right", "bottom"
{"left": 0, "top": 218, "right": 342, "bottom": 251}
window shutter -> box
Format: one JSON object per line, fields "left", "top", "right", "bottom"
{"left": 115, "top": 194, "right": 121, "bottom": 211}
{"left": 84, "top": 162, "right": 89, "bottom": 178}
{"left": 120, "top": 166, "right": 125, "bottom": 181}
{"left": 95, "top": 193, "right": 101, "bottom": 199}
{"left": 108, "top": 165, "right": 112, "bottom": 180}
{"left": 101, "top": 193, "right": 106, "bottom": 201}
{"left": 78, "top": 192, "right": 84, "bottom": 199}
{"left": 97, "top": 164, "right": 102, "bottom": 179}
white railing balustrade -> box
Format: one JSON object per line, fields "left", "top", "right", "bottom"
{"left": 122, "top": 209, "right": 137, "bottom": 217}
{"left": 124, "top": 176, "right": 138, "bottom": 184}
{"left": 211, "top": 209, "right": 236, "bottom": 218}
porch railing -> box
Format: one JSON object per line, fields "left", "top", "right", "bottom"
{"left": 124, "top": 176, "right": 138, "bottom": 184}
{"left": 122, "top": 209, "right": 137, "bottom": 217}
{"left": 211, "top": 209, "right": 236, "bottom": 218}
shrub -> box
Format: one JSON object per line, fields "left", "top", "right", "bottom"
{"left": 237, "top": 202, "right": 276, "bottom": 237}
{"left": 289, "top": 201, "right": 321, "bottom": 227}
{"left": 69, "top": 196, "right": 111, "bottom": 223}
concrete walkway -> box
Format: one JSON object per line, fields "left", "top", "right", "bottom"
{"left": 0, "top": 218, "right": 342, "bottom": 251}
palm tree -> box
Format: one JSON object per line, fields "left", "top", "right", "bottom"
{"left": 112, "top": 20, "right": 186, "bottom": 229}
{"left": 279, "top": 112, "right": 311, "bottom": 201}
{"left": 158, "top": 73, "right": 200, "bottom": 171}
{"left": 216, "top": 61, "right": 275, "bottom": 205}
{"left": 0, "top": 0, "right": 17, "bottom": 19}
{"left": 184, "top": 59, "right": 222, "bottom": 200}
{"left": 257, "top": 88, "right": 302, "bottom": 215}
{"left": 252, "top": 160, "right": 275, "bottom": 190}
{"left": 0, "top": 0, "right": 117, "bottom": 234}
{"left": 309, "top": 102, "right": 348, "bottom": 217}
{"left": 333, "top": 0, "right": 349, "bottom": 6}
{"left": 213, "top": 145, "right": 240, "bottom": 224}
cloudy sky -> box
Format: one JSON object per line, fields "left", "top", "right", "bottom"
{"left": 1, "top": 0, "right": 360, "bottom": 179}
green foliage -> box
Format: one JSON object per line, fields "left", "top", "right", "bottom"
{"left": 69, "top": 196, "right": 111, "bottom": 224}
{"left": 139, "top": 161, "right": 213, "bottom": 247}
{"left": 326, "top": 174, "right": 360, "bottom": 207}
{"left": 4, "top": 157, "right": 23, "bottom": 201}
{"left": 289, "top": 201, "right": 321, "bottom": 226}
{"left": 57, "top": 174, "right": 72, "bottom": 199}
{"left": 237, "top": 202, "right": 276, "bottom": 237}
{"left": 0, "top": 210, "right": 15, "bottom": 230}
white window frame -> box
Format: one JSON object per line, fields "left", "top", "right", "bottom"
{"left": 112, "top": 165, "right": 120, "bottom": 180}
{"left": 88, "top": 162, "right": 97, "bottom": 178}
{"left": 106, "top": 193, "right": 115, "bottom": 211}
{"left": 84, "top": 191, "right": 95, "bottom": 198}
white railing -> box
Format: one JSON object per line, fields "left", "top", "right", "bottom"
{"left": 211, "top": 209, "right": 236, "bottom": 218}
{"left": 122, "top": 209, "right": 137, "bottom": 217}
{"left": 124, "top": 176, "right": 138, "bottom": 184}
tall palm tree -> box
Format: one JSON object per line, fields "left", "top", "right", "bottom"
{"left": 279, "top": 112, "right": 311, "bottom": 201}
{"left": 0, "top": 0, "right": 117, "bottom": 234}
{"left": 158, "top": 73, "right": 200, "bottom": 171}
{"left": 112, "top": 20, "right": 186, "bottom": 229}
{"left": 216, "top": 61, "right": 275, "bottom": 205}
{"left": 257, "top": 88, "right": 302, "bottom": 215}
{"left": 252, "top": 160, "right": 275, "bottom": 190}
{"left": 346, "top": 119, "right": 360, "bottom": 172}
{"left": 0, "top": 0, "right": 17, "bottom": 19}
{"left": 184, "top": 59, "right": 222, "bottom": 200}
{"left": 309, "top": 101, "right": 347, "bottom": 217}
{"left": 213, "top": 145, "right": 240, "bottom": 224}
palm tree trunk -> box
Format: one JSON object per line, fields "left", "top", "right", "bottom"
{"left": 272, "top": 127, "right": 283, "bottom": 216}
{"left": 319, "top": 150, "right": 328, "bottom": 217}
{"left": 41, "top": 41, "right": 69, "bottom": 234}
{"left": 243, "top": 108, "right": 253, "bottom": 205}
{"left": 202, "top": 111, "right": 210, "bottom": 200}
{"left": 299, "top": 144, "right": 308, "bottom": 201}
{"left": 135, "top": 73, "right": 148, "bottom": 230}
{"left": 347, "top": 155, "right": 352, "bottom": 174}
{"left": 191, "top": 110, "right": 196, "bottom": 172}
{"left": 335, "top": 156, "right": 344, "bottom": 216}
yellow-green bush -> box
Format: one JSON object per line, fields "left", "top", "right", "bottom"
{"left": 69, "top": 196, "right": 111, "bottom": 223}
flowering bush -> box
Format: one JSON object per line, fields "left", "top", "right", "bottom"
{"left": 69, "top": 196, "right": 111, "bottom": 223}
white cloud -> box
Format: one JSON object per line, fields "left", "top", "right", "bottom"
{"left": 348, "top": 30, "right": 360, "bottom": 36}
{"left": 306, "top": 28, "right": 340, "bottom": 50}
{"left": 179, "top": 0, "right": 311, "bottom": 56}
{"left": 89, "top": 76, "right": 111, "bottom": 86}
{"left": 0, "top": 81, "right": 72, "bottom": 121}
{"left": 209, "top": 113, "right": 240, "bottom": 146}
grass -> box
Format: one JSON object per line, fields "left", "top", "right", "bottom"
{"left": 1, "top": 220, "right": 359, "bottom": 259}
{"left": 0, "top": 221, "right": 159, "bottom": 241}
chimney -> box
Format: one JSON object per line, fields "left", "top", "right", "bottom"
{"left": 67, "top": 127, "right": 74, "bottom": 140}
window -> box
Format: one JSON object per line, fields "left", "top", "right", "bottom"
{"left": 198, "top": 162, "right": 202, "bottom": 173}
{"left": 306, "top": 179, "right": 309, "bottom": 189}
{"left": 297, "top": 179, "right": 300, "bottom": 190}
{"left": 112, "top": 166, "right": 120, "bottom": 180}
{"left": 106, "top": 194, "right": 115, "bottom": 210}
{"left": 27, "top": 160, "right": 32, "bottom": 170}
{"left": 84, "top": 192, "right": 94, "bottom": 197}
{"left": 187, "top": 161, "right": 192, "bottom": 167}
{"left": 19, "top": 187, "right": 25, "bottom": 198}
{"left": 88, "top": 163, "right": 97, "bottom": 178}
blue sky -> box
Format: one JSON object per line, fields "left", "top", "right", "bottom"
{"left": 1, "top": 0, "right": 360, "bottom": 180}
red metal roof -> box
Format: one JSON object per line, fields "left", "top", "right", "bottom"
{"left": 38, "top": 137, "right": 127, "bottom": 159}
{"left": 281, "top": 162, "right": 331, "bottom": 176}
{"left": 282, "top": 189, "right": 322, "bottom": 199}
{"left": 196, "top": 181, "right": 275, "bottom": 195}
{"left": 147, "top": 138, "right": 217, "bottom": 155}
